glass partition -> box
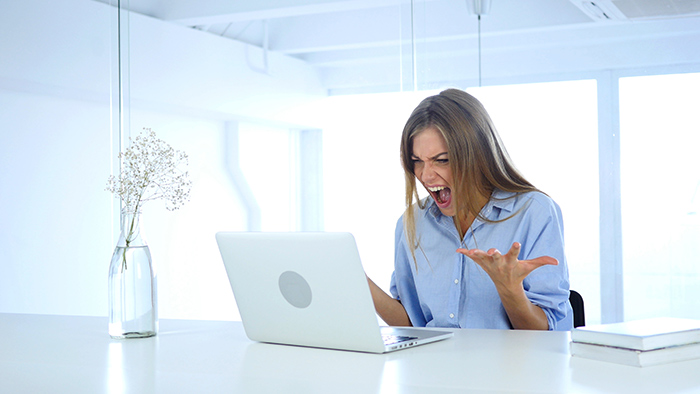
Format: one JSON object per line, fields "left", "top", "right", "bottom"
{"left": 0, "top": 0, "right": 114, "bottom": 315}
{"left": 105, "top": 0, "right": 667, "bottom": 323}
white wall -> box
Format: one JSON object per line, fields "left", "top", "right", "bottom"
{"left": 0, "top": 0, "right": 325, "bottom": 318}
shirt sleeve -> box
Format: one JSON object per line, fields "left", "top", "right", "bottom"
{"left": 518, "top": 195, "right": 573, "bottom": 331}
{"left": 389, "top": 216, "right": 427, "bottom": 327}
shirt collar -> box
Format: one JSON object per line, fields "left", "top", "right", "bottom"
{"left": 488, "top": 189, "right": 517, "bottom": 218}
{"left": 423, "top": 197, "right": 442, "bottom": 219}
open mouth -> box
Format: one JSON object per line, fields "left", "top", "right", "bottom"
{"left": 427, "top": 186, "right": 452, "bottom": 207}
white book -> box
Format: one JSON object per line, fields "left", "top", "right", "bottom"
{"left": 570, "top": 341, "right": 700, "bottom": 367}
{"left": 571, "top": 317, "right": 700, "bottom": 351}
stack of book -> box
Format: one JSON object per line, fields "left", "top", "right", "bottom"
{"left": 570, "top": 317, "right": 700, "bottom": 367}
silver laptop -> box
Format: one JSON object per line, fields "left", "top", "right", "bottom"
{"left": 215, "top": 231, "right": 453, "bottom": 353}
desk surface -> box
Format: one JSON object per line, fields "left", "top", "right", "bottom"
{"left": 1, "top": 313, "right": 699, "bottom": 393}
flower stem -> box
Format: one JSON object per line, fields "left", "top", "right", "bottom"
{"left": 120, "top": 197, "right": 143, "bottom": 273}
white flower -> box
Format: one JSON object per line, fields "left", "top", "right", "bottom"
{"left": 106, "top": 128, "right": 192, "bottom": 214}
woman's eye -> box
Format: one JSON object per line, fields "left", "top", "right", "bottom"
{"left": 436, "top": 159, "right": 449, "bottom": 164}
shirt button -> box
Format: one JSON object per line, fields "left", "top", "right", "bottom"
{"left": 454, "top": 279, "right": 459, "bottom": 284}
{"left": 449, "top": 313, "right": 455, "bottom": 319}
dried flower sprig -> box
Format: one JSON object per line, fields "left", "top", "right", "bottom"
{"left": 106, "top": 128, "right": 191, "bottom": 271}
{"left": 106, "top": 128, "right": 192, "bottom": 215}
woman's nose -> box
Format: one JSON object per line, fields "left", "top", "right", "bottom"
{"left": 419, "top": 162, "right": 436, "bottom": 182}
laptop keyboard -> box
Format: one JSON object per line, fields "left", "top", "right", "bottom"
{"left": 382, "top": 334, "right": 418, "bottom": 346}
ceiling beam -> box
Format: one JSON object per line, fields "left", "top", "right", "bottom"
{"left": 157, "top": 0, "right": 408, "bottom": 25}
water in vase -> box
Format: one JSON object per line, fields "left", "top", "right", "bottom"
{"left": 108, "top": 245, "right": 158, "bottom": 338}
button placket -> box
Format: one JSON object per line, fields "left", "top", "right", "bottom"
{"left": 446, "top": 244, "right": 463, "bottom": 326}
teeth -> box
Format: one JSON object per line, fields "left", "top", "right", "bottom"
{"left": 428, "top": 186, "right": 446, "bottom": 192}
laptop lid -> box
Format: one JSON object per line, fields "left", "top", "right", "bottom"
{"left": 215, "top": 231, "right": 452, "bottom": 353}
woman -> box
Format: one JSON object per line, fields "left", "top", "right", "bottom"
{"left": 368, "top": 88, "right": 573, "bottom": 330}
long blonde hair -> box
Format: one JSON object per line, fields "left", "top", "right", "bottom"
{"left": 400, "top": 89, "right": 540, "bottom": 260}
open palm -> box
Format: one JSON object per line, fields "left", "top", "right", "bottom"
{"left": 457, "top": 242, "right": 558, "bottom": 290}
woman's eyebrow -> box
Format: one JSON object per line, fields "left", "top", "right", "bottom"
{"left": 411, "top": 152, "right": 448, "bottom": 160}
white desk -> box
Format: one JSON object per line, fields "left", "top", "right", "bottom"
{"left": 1, "top": 313, "right": 699, "bottom": 393}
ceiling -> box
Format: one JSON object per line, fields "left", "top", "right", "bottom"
{"left": 100, "top": 0, "right": 700, "bottom": 94}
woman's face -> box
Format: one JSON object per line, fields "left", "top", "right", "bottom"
{"left": 411, "top": 127, "right": 455, "bottom": 217}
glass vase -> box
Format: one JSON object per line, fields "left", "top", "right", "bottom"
{"left": 108, "top": 209, "right": 158, "bottom": 338}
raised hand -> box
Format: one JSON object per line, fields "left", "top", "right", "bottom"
{"left": 456, "top": 242, "right": 558, "bottom": 291}
{"left": 456, "top": 242, "right": 557, "bottom": 330}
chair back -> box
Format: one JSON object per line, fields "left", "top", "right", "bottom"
{"left": 569, "top": 290, "right": 585, "bottom": 328}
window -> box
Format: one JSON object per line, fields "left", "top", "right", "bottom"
{"left": 321, "top": 81, "right": 601, "bottom": 323}
{"left": 475, "top": 80, "right": 600, "bottom": 323}
{"left": 128, "top": 117, "right": 304, "bottom": 321}
{"left": 619, "top": 72, "right": 700, "bottom": 321}
{"left": 239, "top": 123, "right": 300, "bottom": 231}
{"left": 321, "top": 92, "right": 432, "bottom": 287}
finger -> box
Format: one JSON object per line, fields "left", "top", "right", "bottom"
{"left": 457, "top": 248, "right": 485, "bottom": 258}
{"left": 524, "top": 256, "right": 559, "bottom": 267}
{"left": 456, "top": 249, "right": 490, "bottom": 267}
{"left": 486, "top": 248, "right": 501, "bottom": 257}
{"left": 504, "top": 242, "right": 521, "bottom": 260}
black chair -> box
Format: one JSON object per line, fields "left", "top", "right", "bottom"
{"left": 569, "top": 290, "right": 585, "bottom": 328}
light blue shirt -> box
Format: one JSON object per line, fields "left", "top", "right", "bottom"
{"left": 390, "top": 189, "right": 573, "bottom": 331}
